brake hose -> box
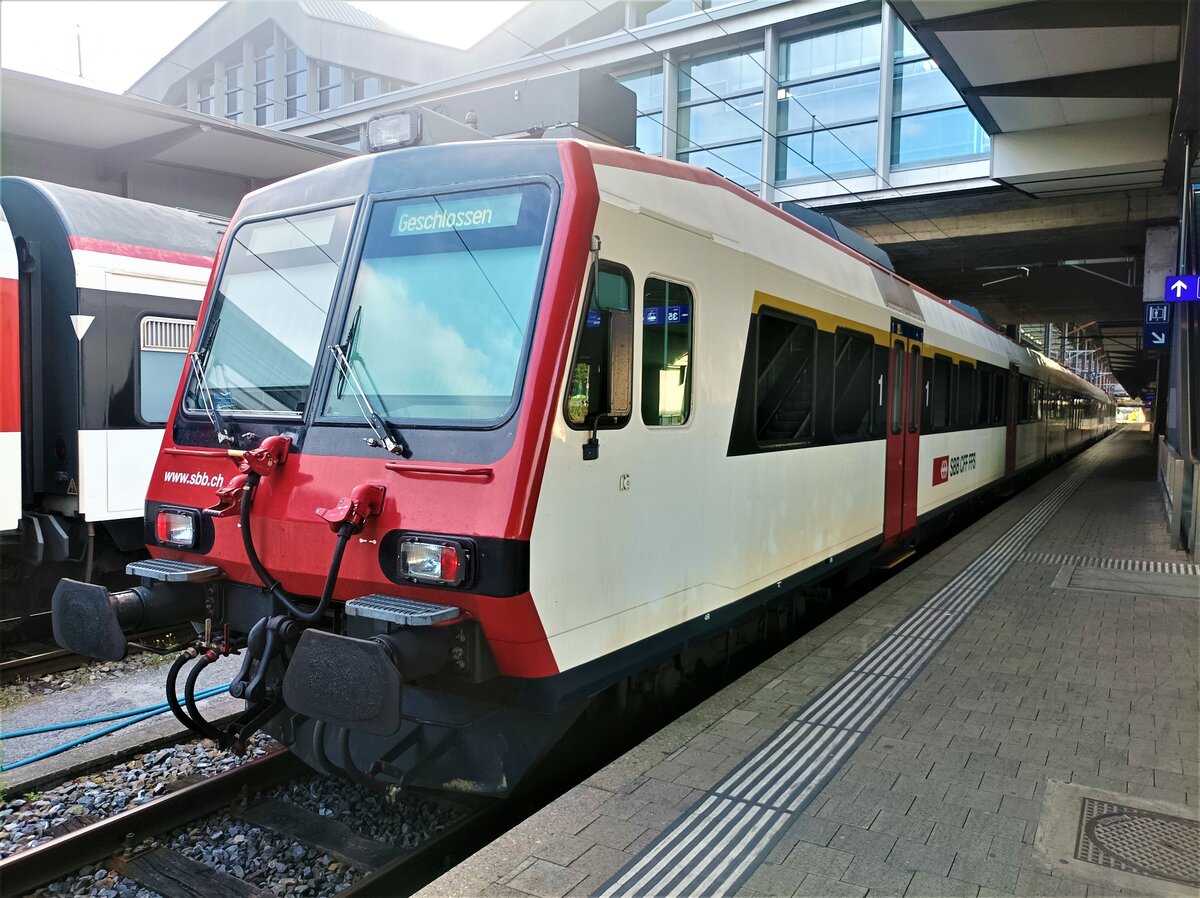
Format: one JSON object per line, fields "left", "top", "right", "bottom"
{"left": 184, "top": 653, "right": 232, "bottom": 746}
{"left": 166, "top": 650, "right": 199, "bottom": 730}
{"left": 239, "top": 471, "right": 353, "bottom": 624}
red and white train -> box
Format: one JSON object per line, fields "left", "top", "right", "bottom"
{"left": 0, "top": 179, "right": 222, "bottom": 626}
{"left": 52, "top": 140, "right": 1114, "bottom": 793}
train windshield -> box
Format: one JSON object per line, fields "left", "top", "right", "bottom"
{"left": 324, "top": 183, "right": 552, "bottom": 425}
{"left": 184, "top": 205, "right": 354, "bottom": 417}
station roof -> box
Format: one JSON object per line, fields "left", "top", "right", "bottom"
{"left": 875, "top": 0, "right": 1199, "bottom": 396}
{"left": 0, "top": 69, "right": 355, "bottom": 210}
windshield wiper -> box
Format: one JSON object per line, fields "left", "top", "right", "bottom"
{"left": 328, "top": 344, "right": 408, "bottom": 456}
{"left": 189, "top": 349, "right": 236, "bottom": 446}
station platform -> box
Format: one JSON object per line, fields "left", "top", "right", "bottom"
{"left": 417, "top": 427, "right": 1199, "bottom": 898}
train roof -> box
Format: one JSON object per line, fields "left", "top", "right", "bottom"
{"left": 234, "top": 140, "right": 1111, "bottom": 405}
{"left": 0, "top": 177, "right": 224, "bottom": 266}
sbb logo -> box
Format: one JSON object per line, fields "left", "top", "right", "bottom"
{"left": 933, "top": 455, "right": 950, "bottom": 485}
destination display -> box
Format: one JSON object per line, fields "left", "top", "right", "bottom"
{"left": 392, "top": 193, "right": 523, "bottom": 236}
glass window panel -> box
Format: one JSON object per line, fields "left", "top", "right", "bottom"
{"left": 777, "top": 70, "right": 879, "bottom": 130}
{"left": 635, "top": 113, "right": 663, "bottom": 155}
{"left": 185, "top": 206, "right": 354, "bottom": 417}
{"left": 619, "top": 68, "right": 664, "bottom": 110}
{"left": 894, "top": 20, "right": 926, "bottom": 60}
{"left": 756, "top": 311, "right": 815, "bottom": 445}
{"left": 140, "top": 345, "right": 189, "bottom": 424}
{"left": 780, "top": 19, "right": 880, "bottom": 81}
{"left": 327, "top": 185, "right": 553, "bottom": 424}
{"left": 776, "top": 123, "right": 877, "bottom": 181}
{"left": 679, "top": 140, "right": 761, "bottom": 187}
{"left": 644, "top": 0, "right": 696, "bottom": 25}
{"left": 641, "top": 278, "right": 694, "bottom": 426}
{"left": 893, "top": 59, "right": 960, "bottom": 112}
{"left": 678, "top": 94, "right": 763, "bottom": 147}
{"left": 679, "top": 49, "right": 763, "bottom": 102}
{"left": 892, "top": 107, "right": 991, "bottom": 166}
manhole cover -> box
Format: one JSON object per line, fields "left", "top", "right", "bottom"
{"left": 1075, "top": 797, "right": 1200, "bottom": 887}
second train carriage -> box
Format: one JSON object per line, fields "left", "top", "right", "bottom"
{"left": 0, "top": 179, "right": 223, "bottom": 624}
{"left": 51, "top": 141, "right": 1114, "bottom": 793}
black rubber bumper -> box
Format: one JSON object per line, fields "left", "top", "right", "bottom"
{"left": 282, "top": 630, "right": 403, "bottom": 737}
{"left": 51, "top": 579, "right": 131, "bottom": 661}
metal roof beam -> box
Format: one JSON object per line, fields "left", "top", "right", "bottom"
{"left": 974, "top": 62, "right": 1179, "bottom": 98}
{"left": 911, "top": 0, "right": 1182, "bottom": 32}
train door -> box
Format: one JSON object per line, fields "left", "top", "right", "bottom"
{"left": 1004, "top": 364, "right": 1019, "bottom": 475}
{"left": 883, "top": 320, "right": 923, "bottom": 543}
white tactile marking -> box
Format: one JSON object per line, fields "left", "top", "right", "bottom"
{"left": 1021, "top": 552, "right": 1198, "bottom": 576}
{"left": 598, "top": 450, "right": 1103, "bottom": 898}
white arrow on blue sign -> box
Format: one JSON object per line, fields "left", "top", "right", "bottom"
{"left": 1163, "top": 274, "right": 1199, "bottom": 302}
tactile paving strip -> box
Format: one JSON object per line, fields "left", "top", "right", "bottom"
{"left": 1021, "top": 552, "right": 1198, "bottom": 575}
{"left": 1075, "top": 797, "right": 1200, "bottom": 887}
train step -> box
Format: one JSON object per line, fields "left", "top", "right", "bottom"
{"left": 344, "top": 594, "right": 461, "bottom": 626}
{"left": 874, "top": 546, "right": 916, "bottom": 570}
{"left": 126, "top": 559, "right": 222, "bottom": 583}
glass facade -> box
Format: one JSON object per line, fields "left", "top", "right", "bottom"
{"left": 890, "top": 20, "right": 989, "bottom": 168}
{"left": 284, "top": 38, "right": 306, "bottom": 119}
{"left": 776, "top": 19, "right": 880, "bottom": 183}
{"left": 224, "top": 60, "right": 242, "bottom": 120}
{"left": 253, "top": 33, "right": 274, "bottom": 125}
{"left": 677, "top": 48, "right": 764, "bottom": 188}
{"left": 618, "top": 68, "right": 663, "bottom": 155}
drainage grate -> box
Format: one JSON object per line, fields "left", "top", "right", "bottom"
{"left": 1022, "top": 553, "right": 1198, "bottom": 575}
{"left": 1075, "top": 797, "right": 1200, "bottom": 887}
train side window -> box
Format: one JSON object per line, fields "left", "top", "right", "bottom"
{"left": 976, "top": 367, "right": 991, "bottom": 426}
{"left": 832, "top": 328, "right": 873, "bottom": 440}
{"left": 991, "top": 371, "right": 1005, "bottom": 425}
{"left": 930, "top": 354, "right": 952, "bottom": 431}
{"left": 641, "top": 278, "right": 694, "bottom": 426}
{"left": 954, "top": 362, "right": 975, "bottom": 429}
{"left": 890, "top": 340, "right": 904, "bottom": 435}
{"left": 138, "top": 316, "right": 196, "bottom": 424}
{"left": 755, "top": 308, "right": 816, "bottom": 446}
{"left": 565, "top": 261, "right": 633, "bottom": 430}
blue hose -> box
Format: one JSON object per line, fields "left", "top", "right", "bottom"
{"left": 0, "top": 683, "right": 233, "bottom": 773}
{"left": 0, "top": 685, "right": 230, "bottom": 739}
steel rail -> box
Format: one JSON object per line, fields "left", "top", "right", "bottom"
{"left": 0, "top": 750, "right": 307, "bottom": 896}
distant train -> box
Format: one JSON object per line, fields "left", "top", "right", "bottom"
{"left": 0, "top": 179, "right": 223, "bottom": 628}
{"left": 51, "top": 141, "right": 1114, "bottom": 794}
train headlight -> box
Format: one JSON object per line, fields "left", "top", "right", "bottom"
{"left": 399, "top": 537, "right": 467, "bottom": 586}
{"left": 155, "top": 508, "right": 198, "bottom": 548}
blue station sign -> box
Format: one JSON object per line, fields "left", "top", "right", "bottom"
{"left": 1163, "top": 275, "right": 1199, "bottom": 302}
{"left": 1144, "top": 302, "right": 1172, "bottom": 349}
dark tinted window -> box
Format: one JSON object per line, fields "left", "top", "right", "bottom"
{"left": 756, "top": 310, "right": 816, "bottom": 445}
{"left": 832, "top": 328, "right": 874, "bottom": 439}
{"left": 930, "top": 354, "right": 952, "bottom": 431}
{"left": 642, "top": 278, "right": 694, "bottom": 426}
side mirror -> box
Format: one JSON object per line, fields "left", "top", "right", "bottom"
{"left": 608, "top": 309, "right": 633, "bottom": 419}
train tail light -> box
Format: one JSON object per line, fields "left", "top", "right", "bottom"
{"left": 400, "top": 538, "right": 467, "bottom": 586}
{"left": 155, "top": 508, "right": 198, "bottom": 548}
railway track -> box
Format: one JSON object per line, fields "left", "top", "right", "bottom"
{"left": 0, "top": 749, "right": 496, "bottom": 897}
{"left": 0, "top": 629, "right": 184, "bottom": 687}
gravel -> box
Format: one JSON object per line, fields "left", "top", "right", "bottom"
{"left": 0, "top": 651, "right": 179, "bottom": 711}
{"left": 0, "top": 734, "right": 276, "bottom": 860}
{"left": 7, "top": 735, "right": 465, "bottom": 898}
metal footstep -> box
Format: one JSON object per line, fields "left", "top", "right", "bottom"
{"left": 344, "top": 594, "right": 460, "bottom": 626}
{"left": 126, "top": 558, "right": 222, "bottom": 582}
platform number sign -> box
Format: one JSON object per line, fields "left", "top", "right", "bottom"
{"left": 1144, "top": 303, "right": 1171, "bottom": 350}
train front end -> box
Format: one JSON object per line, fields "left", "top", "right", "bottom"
{"left": 50, "top": 141, "right": 599, "bottom": 794}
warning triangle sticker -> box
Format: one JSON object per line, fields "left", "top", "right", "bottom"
{"left": 67, "top": 478, "right": 78, "bottom": 496}
{"left": 69, "top": 315, "right": 95, "bottom": 341}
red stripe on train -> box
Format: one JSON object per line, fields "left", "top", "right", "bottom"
{"left": 68, "top": 236, "right": 214, "bottom": 269}
{"left": 0, "top": 276, "right": 19, "bottom": 433}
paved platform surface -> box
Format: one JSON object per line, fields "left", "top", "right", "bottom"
{"left": 417, "top": 428, "right": 1198, "bottom": 898}
{"left": 1, "top": 653, "right": 243, "bottom": 794}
